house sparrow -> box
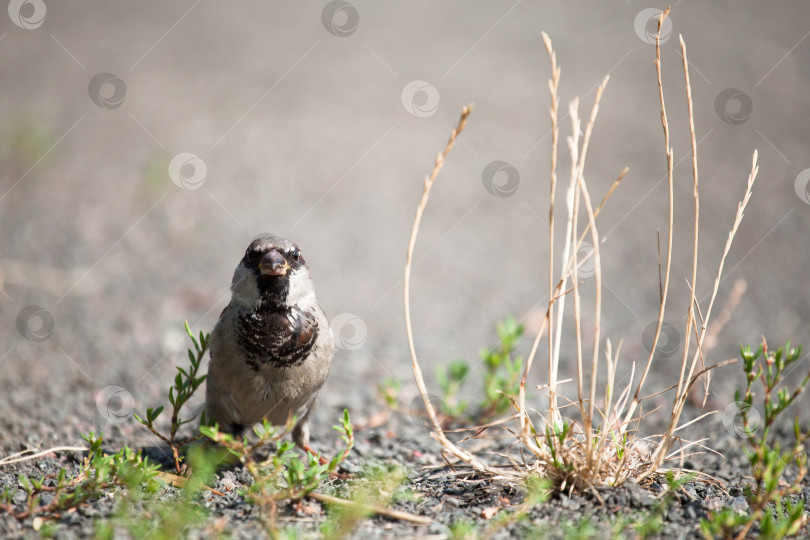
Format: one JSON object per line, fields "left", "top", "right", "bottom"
{"left": 204, "top": 234, "right": 333, "bottom": 453}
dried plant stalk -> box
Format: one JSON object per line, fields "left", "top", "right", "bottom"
{"left": 404, "top": 105, "right": 492, "bottom": 472}
{"left": 545, "top": 31, "right": 562, "bottom": 431}
{"left": 622, "top": 7, "right": 674, "bottom": 431}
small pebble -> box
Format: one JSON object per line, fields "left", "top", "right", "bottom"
{"left": 730, "top": 496, "right": 748, "bottom": 513}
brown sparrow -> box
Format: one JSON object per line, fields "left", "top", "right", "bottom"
{"left": 204, "top": 235, "right": 333, "bottom": 453}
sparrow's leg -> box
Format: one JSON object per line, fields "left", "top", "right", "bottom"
{"left": 292, "top": 410, "right": 329, "bottom": 466}
{"left": 291, "top": 416, "right": 310, "bottom": 449}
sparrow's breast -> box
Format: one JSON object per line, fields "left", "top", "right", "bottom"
{"left": 237, "top": 305, "right": 320, "bottom": 370}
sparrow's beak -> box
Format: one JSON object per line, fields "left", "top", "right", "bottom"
{"left": 259, "top": 249, "right": 289, "bottom": 276}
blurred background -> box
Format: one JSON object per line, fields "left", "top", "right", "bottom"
{"left": 1, "top": 1, "right": 809, "bottom": 451}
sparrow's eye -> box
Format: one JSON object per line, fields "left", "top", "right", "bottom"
{"left": 290, "top": 249, "right": 301, "bottom": 262}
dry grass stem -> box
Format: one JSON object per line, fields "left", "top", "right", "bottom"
{"left": 659, "top": 32, "right": 702, "bottom": 470}
{"left": 403, "top": 105, "right": 494, "bottom": 472}
{"left": 0, "top": 446, "right": 88, "bottom": 466}
{"left": 308, "top": 492, "right": 433, "bottom": 526}
{"left": 622, "top": 7, "right": 674, "bottom": 431}
{"left": 545, "top": 30, "right": 562, "bottom": 435}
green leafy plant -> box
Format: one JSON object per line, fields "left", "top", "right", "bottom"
{"left": 92, "top": 441, "right": 228, "bottom": 539}
{"left": 484, "top": 475, "right": 552, "bottom": 538}
{"left": 436, "top": 359, "right": 470, "bottom": 418}
{"left": 562, "top": 516, "right": 598, "bottom": 540}
{"left": 200, "top": 409, "right": 354, "bottom": 533}
{"left": 134, "top": 321, "right": 210, "bottom": 473}
{"left": 3, "top": 116, "right": 53, "bottom": 176}
{"left": 449, "top": 519, "right": 479, "bottom": 540}
{"left": 701, "top": 339, "right": 809, "bottom": 540}
{"left": 377, "top": 376, "right": 402, "bottom": 409}
{"left": 432, "top": 317, "right": 526, "bottom": 422}
{"left": 0, "top": 433, "right": 161, "bottom": 521}
{"left": 320, "top": 462, "right": 407, "bottom": 539}
{"left": 480, "top": 316, "right": 525, "bottom": 419}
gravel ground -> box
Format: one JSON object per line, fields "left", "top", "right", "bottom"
{"left": 2, "top": 1, "right": 810, "bottom": 538}
{"left": 1, "top": 408, "right": 809, "bottom": 539}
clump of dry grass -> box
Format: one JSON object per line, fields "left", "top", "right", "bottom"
{"left": 404, "top": 8, "right": 759, "bottom": 494}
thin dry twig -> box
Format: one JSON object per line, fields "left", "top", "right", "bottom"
{"left": 0, "top": 446, "right": 88, "bottom": 466}
{"left": 574, "top": 76, "right": 609, "bottom": 469}
{"left": 308, "top": 492, "right": 433, "bottom": 525}
{"left": 544, "top": 30, "right": 562, "bottom": 434}
{"left": 650, "top": 148, "right": 759, "bottom": 472}
{"left": 404, "top": 105, "right": 493, "bottom": 472}
{"left": 622, "top": 7, "right": 674, "bottom": 431}
{"left": 703, "top": 278, "right": 747, "bottom": 353}
{"left": 661, "top": 32, "right": 702, "bottom": 470}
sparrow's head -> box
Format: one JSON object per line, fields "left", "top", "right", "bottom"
{"left": 230, "top": 234, "right": 316, "bottom": 309}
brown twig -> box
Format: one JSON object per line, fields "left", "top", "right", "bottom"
{"left": 403, "top": 105, "right": 492, "bottom": 472}
{"left": 544, "top": 30, "right": 562, "bottom": 435}
{"left": 308, "top": 492, "right": 433, "bottom": 525}
{"left": 623, "top": 6, "right": 674, "bottom": 432}
{"left": 0, "top": 446, "right": 88, "bottom": 467}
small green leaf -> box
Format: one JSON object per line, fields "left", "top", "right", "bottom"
{"left": 18, "top": 475, "right": 31, "bottom": 492}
